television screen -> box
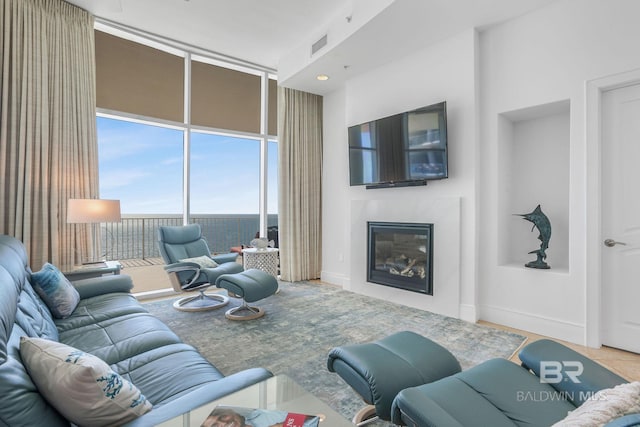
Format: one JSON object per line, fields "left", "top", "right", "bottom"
{"left": 348, "top": 101, "right": 448, "bottom": 187}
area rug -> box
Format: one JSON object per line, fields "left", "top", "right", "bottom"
{"left": 143, "top": 281, "right": 526, "bottom": 425}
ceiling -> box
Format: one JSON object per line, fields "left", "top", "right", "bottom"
{"left": 65, "top": 0, "right": 559, "bottom": 95}
{"left": 65, "top": 0, "right": 347, "bottom": 70}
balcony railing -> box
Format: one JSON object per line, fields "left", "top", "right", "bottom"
{"left": 101, "top": 214, "right": 278, "bottom": 261}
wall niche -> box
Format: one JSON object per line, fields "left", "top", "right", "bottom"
{"left": 497, "top": 100, "right": 570, "bottom": 271}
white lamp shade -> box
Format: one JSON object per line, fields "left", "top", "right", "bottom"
{"left": 67, "top": 199, "right": 121, "bottom": 223}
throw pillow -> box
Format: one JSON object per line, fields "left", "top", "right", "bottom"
{"left": 20, "top": 337, "right": 152, "bottom": 427}
{"left": 30, "top": 263, "right": 80, "bottom": 319}
{"left": 552, "top": 381, "right": 640, "bottom": 427}
{"left": 180, "top": 255, "right": 218, "bottom": 268}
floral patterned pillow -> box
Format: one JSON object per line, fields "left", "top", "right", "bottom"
{"left": 20, "top": 337, "right": 152, "bottom": 426}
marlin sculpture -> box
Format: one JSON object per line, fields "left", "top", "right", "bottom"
{"left": 516, "top": 204, "right": 551, "bottom": 269}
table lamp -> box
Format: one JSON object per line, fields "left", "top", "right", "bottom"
{"left": 67, "top": 199, "right": 121, "bottom": 264}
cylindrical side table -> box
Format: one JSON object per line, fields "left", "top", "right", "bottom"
{"left": 242, "top": 248, "right": 279, "bottom": 277}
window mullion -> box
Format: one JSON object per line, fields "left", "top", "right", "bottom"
{"left": 183, "top": 53, "right": 192, "bottom": 225}
{"left": 258, "top": 71, "right": 269, "bottom": 238}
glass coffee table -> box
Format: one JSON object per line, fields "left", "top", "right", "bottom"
{"left": 158, "top": 375, "right": 353, "bottom": 426}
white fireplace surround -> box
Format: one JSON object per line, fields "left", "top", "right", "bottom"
{"left": 348, "top": 196, "right": 461, "bottom": 318}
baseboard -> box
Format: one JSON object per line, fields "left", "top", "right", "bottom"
{"left": 134, "top": 288, "right": 177, "bottom": 301}
{"left": 459, "top": 303, "right": 478, "bottom": 323}
{"left": 320, "top": 271, "right": 349, "bottom": 288}
{"left": 480, "top": 304, "right": 585, "bottom": 345}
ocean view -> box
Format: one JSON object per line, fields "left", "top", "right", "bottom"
{"left": 102, "top": 214, "right": 278, "bottom": 261}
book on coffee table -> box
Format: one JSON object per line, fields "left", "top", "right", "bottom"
{"left": 200, "top": 405, "right": 321, "bottom": 427}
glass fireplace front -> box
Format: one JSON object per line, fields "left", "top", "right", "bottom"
{"left": 367, "top": 222, "right": 433, "bottom": 295}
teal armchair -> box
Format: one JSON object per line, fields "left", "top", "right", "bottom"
{"left": 157, "top": 224, "right": 243, "bottom": 311}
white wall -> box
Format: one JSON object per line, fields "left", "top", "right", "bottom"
{"left": 322, "top": 86, "right": 350, "bottom": 287}
{"left": 322, "top": 29, "right": 478, "bottom": 321}
{"left": 478, "top": 0, "right": 640, "bottom": 344}
{"left": 322, "top": 0, "right": 640, "bottom": 345}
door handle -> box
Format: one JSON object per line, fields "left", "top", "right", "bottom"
{"left": 604, "top": 238, "right": 627, "bottom": 247}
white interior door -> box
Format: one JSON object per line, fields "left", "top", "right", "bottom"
{"left": 601, "top": 82, "right": 640, "bottom": 354}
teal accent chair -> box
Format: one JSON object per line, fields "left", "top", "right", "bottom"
{"left": 158, "top": 224, "right": 243, "bottom": 311}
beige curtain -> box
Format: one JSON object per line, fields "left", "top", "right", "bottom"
{"left": 277, "top": 87, "right": 323, "bottom": 281}
{"left": 0, "top": 0, "right": 97, "bottom": 270}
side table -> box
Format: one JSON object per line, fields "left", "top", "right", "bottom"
{"left": 63, "top": 260, "right": 122, "bottom": 281}
{"left": 242, "top": 248, "right": 279, "bottom": 277}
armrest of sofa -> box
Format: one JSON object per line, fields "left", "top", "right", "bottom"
{"left": 604, "top": 413, "right": 640, "bottom": 427}
{"left": 121, "top": 368, "right": 273, "bottom": 427}
{"left": 71, "top": 274, "right": 134, "bottom": 299}
{"left": 519, "top": 339, "right": 627, "bottom": 406}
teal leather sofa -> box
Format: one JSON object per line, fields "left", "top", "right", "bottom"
{"left": 0, "top": 234, "right": 272, "bottom": 426}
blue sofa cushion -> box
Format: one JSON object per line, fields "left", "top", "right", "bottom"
{"left": 15, "top": 280, "right": 59, "bottom": 341}
{"left": 31, "top": 263, "right": 80, "bottom": 319}
{"left": 0, "top": 322, "right": 69, "bottom": 427}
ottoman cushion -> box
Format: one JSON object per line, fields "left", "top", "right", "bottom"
{"left": 215, "top": 269, "right": 278, "bottom": 302}
{"left": 328, "top": 331, "right": 461, "bottom": 420}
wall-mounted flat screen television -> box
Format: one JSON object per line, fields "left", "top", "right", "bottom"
{"left": 348, "top": 101, "right": 448, "bottom": 188}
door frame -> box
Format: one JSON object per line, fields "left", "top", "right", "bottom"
{"left": 585, "top": 68, "right": 640, "bottom": 348}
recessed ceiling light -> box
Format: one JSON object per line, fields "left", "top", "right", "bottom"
{"left": 316, "top": 74, "right": 330, "bottom": 81}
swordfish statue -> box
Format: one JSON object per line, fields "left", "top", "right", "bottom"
{"left": 516, "top": 204, "right": 551, "bottom": 269}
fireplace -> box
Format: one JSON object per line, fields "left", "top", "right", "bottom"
{"left": 367, "top": 222, "right": 433, "bottom": 295}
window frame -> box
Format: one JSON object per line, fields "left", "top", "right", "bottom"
{"left": 95, "top": 23, "right": 278, "bottom": 236}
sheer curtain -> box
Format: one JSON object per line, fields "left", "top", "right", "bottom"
{"left": 0, "top": 0, "right": 98, "bottom": 269}
{"left": 277, "top": 87, "right": 323, "bottom": 281}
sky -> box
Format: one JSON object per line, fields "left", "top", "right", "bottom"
{"left": 97, "top": 116, "right": 278, "bottom": 215}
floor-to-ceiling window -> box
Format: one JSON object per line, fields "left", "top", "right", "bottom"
{"left": 97, "top": 117, "right": 184, "bottom": 214}
{"left": 94, "top": 25, "right": 278, "bottom": 261}
{"left": 189, "top": 133, "right": 261, "bottom": 215}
